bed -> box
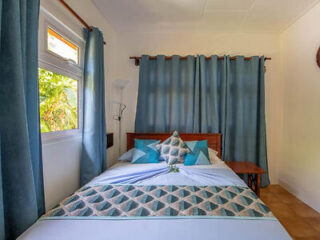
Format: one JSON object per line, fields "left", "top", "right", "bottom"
{"left": 19, "top": 133, "right": 291, "bottom": 240}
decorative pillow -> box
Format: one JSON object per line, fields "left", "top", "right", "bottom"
{"left": 118, "top": 148, "right": 135, "bottom": 161}
{"left": 156, "top": 131, "right": 190, "bottom": 165}
{"left": 184, "top": 140, "right": 210, "bottom": 166}
{"left": 208, "top": 148, "right": 223, "bottom": 164}
{"left": 131, "top": 139, "right": 160, "bottom": 164}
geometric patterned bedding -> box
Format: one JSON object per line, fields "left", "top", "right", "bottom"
{"left": 44, "top": 185, "right": 274, "bottom": 219}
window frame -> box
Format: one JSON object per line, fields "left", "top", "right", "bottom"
{"left": 46, "top": 26, "right": 80, "bottom": 65}
{"left": 39, "top": 7, "right": 85, "bottom": 143}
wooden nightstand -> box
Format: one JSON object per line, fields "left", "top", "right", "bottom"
{"left": 224, "top": 161, "right": 266, "bottom": 197}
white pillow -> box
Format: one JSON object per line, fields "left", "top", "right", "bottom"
{"left": 118, "top": 148, "right": 135, "bottom": 161}
{"left": 208, "top": 148, "right": 223, "bottom": 164}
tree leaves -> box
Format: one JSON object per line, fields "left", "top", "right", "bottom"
{"left": 39, "top": 68, "right": 78, "bottom": 133}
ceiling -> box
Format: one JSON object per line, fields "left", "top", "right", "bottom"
{"left": 91, "top": 0, "right": 320, "bottom": 33}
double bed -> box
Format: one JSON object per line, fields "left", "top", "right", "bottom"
{"left": 19, "top": 133, "right": 291, "bottom": 240}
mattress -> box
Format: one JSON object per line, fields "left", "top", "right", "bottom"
{"left": 18, "top": 162, "right": 291, "bottom": 240}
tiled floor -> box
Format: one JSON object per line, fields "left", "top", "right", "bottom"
{"left": 260, "top": 185, "right": 320, "bottom": 240}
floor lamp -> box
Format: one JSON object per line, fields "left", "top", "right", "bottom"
{"left": 113, "top": 79, "right": 129, "bottom": 157}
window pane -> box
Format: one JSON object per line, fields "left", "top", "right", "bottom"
{"left": 39, "top": 68, "right": 78, "bottom": 133}
{"left": 47, "top": 27, "right": 79, "bottom": 64}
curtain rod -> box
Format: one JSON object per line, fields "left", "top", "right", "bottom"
{"left": 58, "top": 0, "right": 106, "bottom": 45}
{"left": 130, "top": 56, "right": 271, "bottom": 66}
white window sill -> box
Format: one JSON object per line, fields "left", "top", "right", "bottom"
{"left": 42, "top": 130, "right": 82, "bottom": 145}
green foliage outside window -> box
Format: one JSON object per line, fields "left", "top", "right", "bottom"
{"left": 39, "top": 68, "right": 78, "bottom": 133}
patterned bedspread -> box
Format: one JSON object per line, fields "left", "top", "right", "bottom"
{"left": 44, "top": 184, "right": 274, "bottom": 219}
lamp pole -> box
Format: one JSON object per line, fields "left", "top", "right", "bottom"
{"left": 113, "top": 79, "right": 129, "bottom": 158}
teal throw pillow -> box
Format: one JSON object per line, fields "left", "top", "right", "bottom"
{"left": 131, "top": 139, "right": 160, "bottom": 164}
{"left": 184, "top": 140, "right": 210, "bottom": 166}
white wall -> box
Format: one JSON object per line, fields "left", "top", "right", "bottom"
{"left": 279, "top": 2, "right": 320, "bottom": 212}
{"left": 40, "top": 0, "right": 119, "bottom": 210}
{"left": 115, "top": 31, "right": 283, "bottom": 184}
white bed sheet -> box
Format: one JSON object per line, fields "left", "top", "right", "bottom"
{"left": 19, "top": 162, "right": 291, "bottom": 240}
{"left": 90, "top": 162, "right": 247, "bottom": 187}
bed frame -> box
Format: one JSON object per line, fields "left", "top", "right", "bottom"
{"left": 126, "top": 133, "right": 222, "bottom": 158}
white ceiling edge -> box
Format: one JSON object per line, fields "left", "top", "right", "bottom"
{"left": 90, "top": 0, "right": 119, "bottom": 34}
{"left": 114, "top": 27, "right": 281, "bottom": 35}
{"left": 278, "top": 0, "right": 320, "bottom": 33}
{"left": 90, "top": 0, "right": 320, "bottom": 35}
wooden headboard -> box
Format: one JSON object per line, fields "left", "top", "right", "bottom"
{"left": 126, "top": 133, "right": 222, "bottom": 158}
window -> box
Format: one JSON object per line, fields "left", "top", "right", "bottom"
{"left": 47, "top": 27, "right": 79, "bottom": 64}
{"left": 39, "top": 7, "right": 84, "bottom": 140}
{"left": 39, "top": 68, "right": 78, "bottom": 133}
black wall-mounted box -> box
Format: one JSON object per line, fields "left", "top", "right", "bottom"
{"left": 106, "top": 133, "right": 113, "bottom": 149}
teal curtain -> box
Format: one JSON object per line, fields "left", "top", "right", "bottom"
{"left": 197, "top": 55, "right": 228, "bottom": 135}
{"left": 0, "top": 0, "right": 45, "bottom": 239}
{"left": 223, "top": 56, "right": 269, "bottom": 186}
{"left": 135, "top": 55, "right": 197, "bottom": 132}
{"left": 0, "top": 138, "right": 4, "bottom": 240}
{"left": 135, "top": 55, "right": 269, "bottom": 186}
{"left": 81, "top": 27, "right": 106, "bottom": 186}
{"left": 0, "top": 1, "right": 4, "bottom": 239}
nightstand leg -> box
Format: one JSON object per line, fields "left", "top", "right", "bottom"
{"left": 256, "top": 173, "right": 261, "bottom": 197}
